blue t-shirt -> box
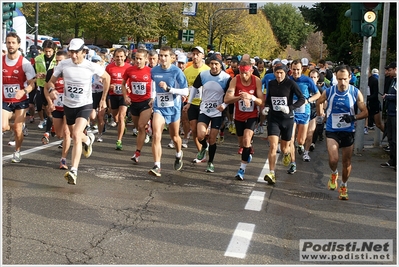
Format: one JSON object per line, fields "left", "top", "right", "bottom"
{"left": 151, "top": 64, "right": 188, "bottom": 116}
{"left": 290, "top": 74, "right": 319, "bottom": 115}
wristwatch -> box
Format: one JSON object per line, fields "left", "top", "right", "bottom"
{"left": 23, "top": 89, "right": 28, "bottom": 94}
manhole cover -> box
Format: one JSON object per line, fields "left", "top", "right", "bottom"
{"left": 287, "top": 190, "right": 332, "bottom": 200}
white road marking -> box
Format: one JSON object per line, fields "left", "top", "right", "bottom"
{"left": 244, "top": 191, "right": 265, "bottom": 211}
{"left": 224, "top": 222, "right": 255, "bottom": 259}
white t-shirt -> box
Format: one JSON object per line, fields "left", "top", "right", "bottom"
{"left": 53, "top": 58, "right": 105, "bottom": 108}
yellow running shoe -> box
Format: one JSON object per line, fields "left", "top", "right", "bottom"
{"left": 264, "top": 172, "right": 276, "bottom": 185}
{"left": 231, "top": 125, "right": 236, "bottom": 135}
{"left": 282, "top": 153, "right": 291, "bottom": 167}
{"left": 328, "top": 172, "right": 338, "bottom": 190}
{"left": 338, "top": 185, "right": 348, "bottom": 200}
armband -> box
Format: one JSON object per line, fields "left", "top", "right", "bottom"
{"left": 221, "top": 103, "right": 228, "bottom": 109}
{"left": 166, "top": 86, "right": 171, "bottom": 92}
{"left": 24, "top": 89, "right": 28, "bottom": 94}
{"left": 251, "top": 95, "right": 257, "bottom": 101}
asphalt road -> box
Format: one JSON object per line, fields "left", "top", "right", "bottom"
{"left": 2, "top": 120, "right": 397, "bottom": 265}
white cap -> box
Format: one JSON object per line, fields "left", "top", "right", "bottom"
{"left": 301, "top": 58, "right": 309, "bottom": 66}
{"left": 250, "top": 58, "right": 255, "bottom": 64}
{"left": 371, "top": 68, "right": 379, "bottom": 74}
{"left": 272, "top": 58, "right": 281, "bottom": 66}
{"left": 2, "top": 43, "right": 7, "bottom": 53}
{"left": 281, "top": 59, "right": 288, "bottom": 65}
{"left": 68, "top": 38, "right": 85, "bottom": 51}
{"left": 177, "top": 53, "right": 187, "bottom": 63}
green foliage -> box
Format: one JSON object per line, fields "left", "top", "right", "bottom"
{"left": 262, "top": 3, "right": 313, "bottom": 50}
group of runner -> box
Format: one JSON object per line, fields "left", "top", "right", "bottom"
{"left": 3, "top": 32, "right": 377, "bottom": 201}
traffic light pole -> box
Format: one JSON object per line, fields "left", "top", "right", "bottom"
{"left": 354, "top": 35, "right": 372, "bottom": 155}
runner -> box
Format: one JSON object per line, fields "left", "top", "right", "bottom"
{"left": 2, "top": 32, "right": 37, "bottom": 163}
{"left": 105, "top": 48, "right": 132, "bottom": 150}
{"left": 263, "top": 63, "right": 305, "bottom": 185}
{"left": 316, "top": 65, "right": 368, "bottom": 200}
{"left": 47, "top": 38, "right": 111, "bottom": 185}
{"left": 149, "top": 46, "right": 188, "bottom": 177}
{"left": 224, "top": 60, "right": 263, "bottom": 180}
{"left": 188, "top": 54, "right": 231, "bottom": 172}
{"left": 43, "top": 50, "right": 71, "bottom": 169}
{"left": 122, "top": 48, "right": 153, "bottom": 163}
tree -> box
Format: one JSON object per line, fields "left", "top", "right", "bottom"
{"left": 262, "top": 3, "right": 313, "bottom": 50}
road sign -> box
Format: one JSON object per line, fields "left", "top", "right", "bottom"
{"left": 181, "top": 29, "right": 194, "bottom": 45}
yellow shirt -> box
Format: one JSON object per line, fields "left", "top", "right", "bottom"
{"left": 183, "top": 64, "right": 210, "bottom": 106}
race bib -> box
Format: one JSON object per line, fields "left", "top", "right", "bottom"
{"left": 238, "top": 99, "right": 254, "bottom": 112}
{"left": 65, "top": 82, "right": 84, "bottom": 99}
{"left": 3, "top": 84, "right": 20, "bottom": 99}
{"left": 271, "top": 96, "right": 287, "bottom": 111}
{"left": 293, "top": 99, "right": 306, "bottom": 113}
{"left": 203, "top": 102, "right": 218, "bottom": 114}
{"left": 157, "top": 92, "right": 174, "bottom": 108}
{"left": 332, "top": 113, "right": 351, "bottom": 129}
{"left": 114, "top": 84, "right": 122, "bottom": 95}
{"left": 131, "top": 82, "right": 146, "bottom": 95}
{"left": 54, "top": 93, "right": 64, "bottom": 108}
{"left": 194, "top": 87, "right": 201, "bottom": 99}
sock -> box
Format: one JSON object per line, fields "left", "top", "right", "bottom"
{"left": 84, "top": 136, "right": 91, "bottom": 145}
{"left": 341, "top": 182, "right": 347, "bottom": 187}
{"left": 155, "top": 162, "right": 161, "bottom": 168}
{"left": 61, "top": 157, "right": 66, "bottom": 162}
{"left": 270, "top": 170, "right": 275, "bottom": 175}
{"left": 208, "top": 143, "right": 216, "bottom": 162}
{"left": 136, "top": 149, "right": 141, "bottom": 153}
{"left": 332, "top": 169, "right": 338, "bottom": 174}
{"left": 199, "top": 138, "right": 208, "bottom": 149}
{"left": 70, "top": 167, "right": 77, "bottom": 174}
{"left": 240, "top": 163, "right": 247, "bottom": 171}
{"left": 176, "top": 151, "right": 182, "bottom": 158}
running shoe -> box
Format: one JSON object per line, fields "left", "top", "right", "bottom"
{"left": 22, "top": 123, "right": 28, "bottom": 136}
{"left": 195, "top": 145, "right": 207, "bottom": 162}
{"left": 174, "top": 151, "right": 183, "bottom": 171}
{"left": 38, "top": 120, "right": 46, "bottom": 129}
{"left": 380, "top": 162, "right": 395, "bottom": 168}
{"left": 168, "top": 140, "right": 175, "bottom": 149}
{"left": 11, "top": 151, "right": 22, "bottom": 163}
{"left": 287, "top": 163, "right": 297, "bottom": 174}
{"left": 115, "top": 140, "right": 123, "bottom": 150}
{"left": 282, "top": 153, "right": 291, "bottom": 167}
{"left": 59, "top": 158, "right": 68, "bottom": 170}
{"left": 250, "top": 146, "right": 254, "bottom": 154}
{"left": 297, "top": 145, "right": 305, "bottom": 155}
{"left": 228, "top": 123, "right": 233, "bottom": 133}
{"left": 259, "top": 125, "right": 264, "bottom": 134}
{"left": 144, "top": 134, "right": 150, "bottom": 144}
{"left": 131, "top": 150, "right": 140, "bottom": 163}
{"left": 231, "top": 125, "right": 236, "bottom": 135}
{"left": 264, "top": 172, "right": 276, "bottom": 185}
{"left": 149, "top": 165, "right": 161, "bottom": 177}
{"left": 309, "top": 143, "right": 315, "bottom": 152}
{"left": 64, "top": 171, "right": 77, "bottom": 185}
{"left": 29, "top": 116, "right": 34, "bottom": 123}
{"left": 328, "top": 172, "right": 338, "bottom": 190}
{"left": 82, "top": 133, "right": 95, "bottom": 158}
{"left": 206, "top": 162, "right": 215, "bottom": 173}
{"left": 97, "top": 134, "right": 103, "bottom": 142}
{"left": 182, "top": 139, "right": 188, "bottom": 148}
{"left": 364, "top": 127, "right": 368, "bottom": 135}
{"left": 303, "top": 152, "right": 311, "bottom": 162}
{"left": 58, "top": 141, "right": 63, "bottom": 149}
{"left": 247, "top": 154, "right": 252, "bottom": 164}
{"left": 42, "top": 132, "right": 50, "bottom": 145}
{"left": 238, "top": 147, "right": 243, "bottom": 154}
{"left": 338, "top": 185, "right": 348, "bottom": 200}
{"left": 235, "top": 168, "right": 245, "bottom": 180}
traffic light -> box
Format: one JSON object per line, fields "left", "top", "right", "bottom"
{"left": 2, "top": 2, "right": 23, "bottom": 31}
{"left": 345, "top": 3, "right": 362, "bottom": 34}
{"left": 360, "top": 3, "right": 381, "bottom": 37}
{"left": 249, "top": 3, "right": 257, "bottom": 14}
